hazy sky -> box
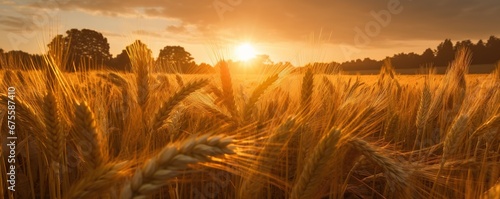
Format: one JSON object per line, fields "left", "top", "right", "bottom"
{"left": 1, "top": 0, "right": 500, "bottom": 65}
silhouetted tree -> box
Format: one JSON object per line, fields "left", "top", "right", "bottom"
{"left": 392, "top": 52, "right": 420, "bottom": 68}
{"left": 472, "top": 40, "right": 487, "bottom": 64}
{"left": 48, "top": 28, "right": 111, "bottom": 71}
{"left": 435, "top": 39, "right": 455, "bottom": 66}
{"left": 485, "top": 36, "right": 500, "bottom": 63}
{"left": 341, "top": 58, "right": 381, "bottom": 71}
{"left": 454, "top": 40, "right": 474, "bottom": 51}
{"left": 157, "top": 46, "right": 194, "bottom": 73}
{"left": 195, "top": 62, "right": 215, "bottom": 73}
{"left": 420, "top": 48, "right": 435, "bottom": 65}
{"left": 109, "top": 49, "right": 131, "bottom": 71}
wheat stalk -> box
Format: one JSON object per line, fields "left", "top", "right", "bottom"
{"left": 127, "top": 42, "right": 152, "bottom": 109}
{"left": 300, "top": 68, "right": 314, "bottom": 110}
{"left": 175, "top": 73, "right": 184, "bottom": 87}
{"left": 43, "top": 90, "right": 64, "bottom": 163}
{"left": 219, "top": 61, "right": 239, "bottom": 119}
{"left": 64, "top": 161, "right": 129, "bottom": 199}
{"left": 348, "top": 137, "right": 409, "bottom": 193}
{"left": 0, "top": 94, "right": 45, "bottom": 136}
{"left": 291, "top": 128, "right": 340, "bottom": 199}
{"left": 2, "top": 70, "right": 14, "bottom": 87}
{"left": 239, "top": 117, "right": 296, "bottom": 198}
{"left": 202, "top": 104, "right": 237, "bottom": 125}
{"left": 151, "top": 79, "right": 209, "bottom": 132}
{"left": 416, "top": 80, "right": 431, "bottom": 129}
{"left": 471, "top": 115, "right": 500, "bottom": 139}
{"left": 74, "top": 101, "right": 107, "bottom": 169}
{"left": 442, "top": 114, "right": 469, "bottom": 162}
{"left": 243, "top": 73, "right": 279, "bottom": 121}
{"left": 120, "top": 134, "right": 235, "bottom": 199}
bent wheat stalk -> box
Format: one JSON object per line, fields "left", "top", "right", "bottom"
{"left": 291, "top": 128, "right": 340, "bottom": 199}
{"left": 64, "top": 161, "right": 129, "bottom": 199}
{"left": 120, "top": 134, "right": 235, "bottom": 199}
{"left": 243, "top": 73, "right": 279, "bottom": 121}
{"left": 151, "top": 79, "right": 209, "bottom": 132}
{"left": 348, "top": 138, "right": 409, "bottom": 193}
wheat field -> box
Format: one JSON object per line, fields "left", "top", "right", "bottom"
{"left": 1, "top": 48, "right": 499, "bottom": 199}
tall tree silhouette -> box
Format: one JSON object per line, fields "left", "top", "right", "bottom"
{"left": 420, "top": 48, "right": 435, "bottom": 65}
{"left": 109, "top": 49, "right": 131, "bottom": 71}
{"left": 392, "top": 52, "right": 420, "bottom": 68}
{"left": 157, "top": 46, "right": 194, "bottom": 73}
{"left": 48, "top": 28, "right": 111, "bottom": 71}
{"left": 485, "top": 36, "right": 500, "bottom": 63}
{"left": 472, "top": 40, "right": 487, "bottom": 64}
{"left": 435, "top": 39, "right": 455, "bottom": 66}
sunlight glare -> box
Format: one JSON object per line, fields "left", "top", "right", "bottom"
{"left": 235, "top": 43, "right": 257, "bottom": 61}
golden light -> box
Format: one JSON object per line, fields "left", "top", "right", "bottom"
{"left": 234, "top": 43, "right": 257, "bottom": 61}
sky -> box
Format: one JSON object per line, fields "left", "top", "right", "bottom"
{"left": 0, "top": 0, "right": 500, "bottom": 66}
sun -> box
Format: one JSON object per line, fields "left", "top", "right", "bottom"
{"left": 235, "top": 43, "right": 257, "bottom": 61}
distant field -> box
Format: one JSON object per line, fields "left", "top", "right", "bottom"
{"left": 342, "top": 64, "right": 497, "bottom": 75}
{"left": 1, "top": 52, "right": 499, "bottom": 199}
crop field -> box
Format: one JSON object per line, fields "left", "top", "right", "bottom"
{"left": 1, "top": 49, "right": 499, "bottom": 199}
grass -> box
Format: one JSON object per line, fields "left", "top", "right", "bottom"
{"left": 0, "top": 48, "right": 499, "bottom": 198}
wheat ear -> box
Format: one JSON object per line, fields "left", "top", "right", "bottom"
{"left": 64, "top": 161, "right": 128, "bottom": 199}
{"left": 175, "top": 73, "right": 184, "bottom": 87}
{"left": 151, "top": 79, "right": 209, "bottom": 131}
{"left": 136, "top": 64, "right": 150, "bottom": 109}
{"left": 291, "top": 128, "right": 340, "bottom": 199}
{"left": 348, "top": 138, "right": 409, "bottom": 193}
{"left": 43, "top": 90, "right": 64, "bottom": 163}
{"left": 74, "top": 101, "right": 106, "bottom": 169}
{"left": 127, "top": 41, "right": 152, "bottom": 109}
{"left": 300, "top": 68, "right": 314, "bottom": 110}
{"left": 442, "top": 114, "right": 469, "bottom": 162}
{"left": 416, "top": 80, "right": 431, "bottom": 129}
{"left": 219, "top": 61, "right": 239, "bottom": 119}
{"left": 471, "top": 115, "right": 500, "bottom": 139}
{"left": 16, "top": 70, "right": 25, "bottom": 84}
{"left": 243, "top": 73, "right": 279, "bottom": 121}
{"left": 0, "top": 94, "right": 45, "bottom": 141}
{"left": 239, "top": 118, "right": 296, "bottom": 198}
{"left": 120, "top": 134, "right": 235, "bottom": 199}
{"left": 202, "top": 104, "right": 236, "bottom": 125}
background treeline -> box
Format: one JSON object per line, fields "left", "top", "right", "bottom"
{"left": 1, "top": 28, "right": 499, "bottom": 73}
{"left": 297, "top": 37, "right": 500, "bottom": 74}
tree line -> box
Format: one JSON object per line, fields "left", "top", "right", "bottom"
{"left": 1, "top": 28, "right": 500, "bottom": 72}
{"left": 0, "top": 28, "right": 214, "bottom": 73}
{"left": 336, "top": 37, "right": 500, "bottom": 72}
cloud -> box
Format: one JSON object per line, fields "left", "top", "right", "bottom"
{"left": 0, "top": 0, "right": 15, "bottom": 6}
{"left": 166, "top": 24, "right": 187, "bottom": 34}
{"left": 132, "top": 30, "right": 162, "bottom": 38}
{"left": 3, "top": 0, "right": 500, "bottom": 60}
{"left": 0, "top": 16, "right": 28, "bottom": 29}
{"left": 21, "top": 0, "right": 499, "bottom": 44}
{"left": 101, "top": 31, "right": 126, "bottom": 38}
{"left": 0, "top": 15, "right": 41, "bottom": 33}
